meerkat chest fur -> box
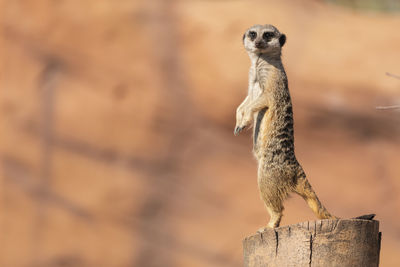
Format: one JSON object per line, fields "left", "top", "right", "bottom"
{"left": 248, "top": 56, "right": 269, "bottom": 100}
{"left": 252, "top": 57, "right": 295, "bottom": 164}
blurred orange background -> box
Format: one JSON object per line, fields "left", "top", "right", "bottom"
{"left": 1, "top": 0, "right": 400, "bottom": 266}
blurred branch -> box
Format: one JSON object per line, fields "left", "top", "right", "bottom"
{"left": 376, "top": 72, "right": 400, "bottom": 110}
{"left": 386, "top": 72, "right": 400, "bottom": 80}
{"left": 376, "top": 105, "right": 400, "bottom": 110}
{"left": 2, "top": 156, "right": 94, "bottom": 221}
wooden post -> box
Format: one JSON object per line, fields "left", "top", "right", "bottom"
{"left": 243, "top": 219, "right": 381, "bottom": 267}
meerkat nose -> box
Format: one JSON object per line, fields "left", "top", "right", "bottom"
{"left": 255, "top": 41, "right": 264, "bottom": 48}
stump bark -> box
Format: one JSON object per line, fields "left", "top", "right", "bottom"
{"left": 243, "top": 219, "right": 381, "bottom": 267}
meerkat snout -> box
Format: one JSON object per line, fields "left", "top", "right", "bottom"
{"left": 255, "top": 40, "right": 266, "bottom": 49}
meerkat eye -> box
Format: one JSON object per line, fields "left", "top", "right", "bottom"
{"left": 248, "top": 31, "right": 257, "bottom": 40}
{"left": 262, "top": 32, "right": 274, "bottom": 41}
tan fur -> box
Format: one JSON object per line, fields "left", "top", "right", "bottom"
{"left": 235, "top": 25, "right": 336, "bottom": 230}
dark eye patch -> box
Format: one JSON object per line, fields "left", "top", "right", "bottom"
{"left": 248, "top": 31, "right": 257, "bottom": 40}
{"left": 262, "top": 32, "right": 274, "bottom": 41}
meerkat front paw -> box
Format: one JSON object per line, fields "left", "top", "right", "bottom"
{"left": 234, "top": 109, "right": 245, "bottom": 135}
{"left": 234, "top": 121, "right": 250, "bottom": 135}
{"left": 235, "top": 118, "right": 251, "bottom": 135}
{"left": 234, "top": 110, "right": 252, "bottom": 136}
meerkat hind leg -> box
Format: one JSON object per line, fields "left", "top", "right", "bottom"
{"left": 295, "top": 176, "right": 337, "bottom": 220}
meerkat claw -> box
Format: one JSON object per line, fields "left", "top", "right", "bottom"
{"left": 234, "top": 126, "right": 245, "bottom": 135}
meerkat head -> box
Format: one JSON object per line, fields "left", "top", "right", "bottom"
{"left": 243, "top": 24, "right": 286, "bottom": 56}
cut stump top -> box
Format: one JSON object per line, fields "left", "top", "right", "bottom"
{"left": 243, "top": 219, "right": 381, "bottom": 267}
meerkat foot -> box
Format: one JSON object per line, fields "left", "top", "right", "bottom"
{"left": 267, "top": 220, "right": 280, "bottom": 228}
{"left": 255, "top": 220, "right": 280, "bottom": 234}
{"left": 257, "top": 227, "right": 267, "bottom": 233}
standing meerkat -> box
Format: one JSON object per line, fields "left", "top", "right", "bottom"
{"left": 234, "top": 24, "right": 337, "bottom": 230}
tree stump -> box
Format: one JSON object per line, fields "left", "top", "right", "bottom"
{"left": 243, "top": 219, "right": 381, "bottom": 267}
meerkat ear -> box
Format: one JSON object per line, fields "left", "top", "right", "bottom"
{"left": 279, "top": 34, "right": 286, "bottom": 47}
{"left": 242, "top": 33, "right": 246, "bottom": 43}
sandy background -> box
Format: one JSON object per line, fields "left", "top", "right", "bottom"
{"left": 1, "top": 0, "right": 400, "bottom": 266}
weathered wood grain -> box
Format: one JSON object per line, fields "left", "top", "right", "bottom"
{"left": 243, "top": 219, "right": 381, "bottom": 267}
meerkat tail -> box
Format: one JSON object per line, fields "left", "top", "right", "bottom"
{"left": 353, "top": 214, "right": 375, "bottom": 220}
{"left": 294, "top": 175, "right": 337, "bottom": 220}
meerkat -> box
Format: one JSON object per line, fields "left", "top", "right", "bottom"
{"left": 234, "top": 24, "right": 337, "bottom": 230}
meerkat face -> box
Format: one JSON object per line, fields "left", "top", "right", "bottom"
{"left": 243, "top": 24, "right": 286, "bottom": 55}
